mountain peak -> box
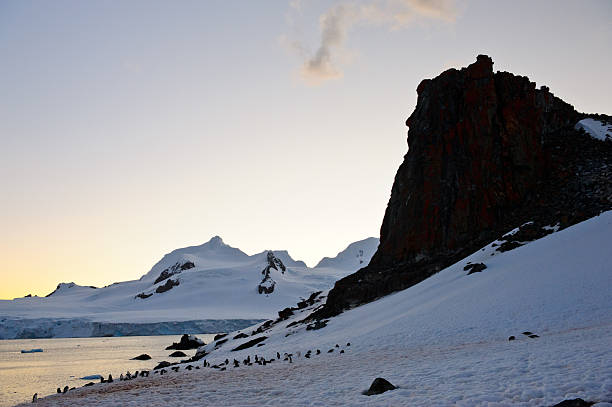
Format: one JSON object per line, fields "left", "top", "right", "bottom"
{"left": 205, "top": 235, "right": 225, "bottom": 248}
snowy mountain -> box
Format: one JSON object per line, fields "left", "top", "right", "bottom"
{"left": 0, "top": 236, "right": 378, "bottom": 339}
{"left": 314, "top": 237, "right": 379, "bottom": 270}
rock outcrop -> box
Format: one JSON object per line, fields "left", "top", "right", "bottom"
{"left": 257, "top": 251, "right": 286, "bottom": 294}
{"left": 316, "top": 55, "right": 612, "bottom": 318}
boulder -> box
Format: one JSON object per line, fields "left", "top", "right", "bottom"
{"left": 551, "top": 399, "right": 594, "bottom": 407}
{"left": 363, "top": 377, "right": 396, "bottom": 396}
{"left": 166, "top": 334, "right": 205, "bottom": 350}
{"left": 131, "top": 354, "right": 151, "bottom": 360}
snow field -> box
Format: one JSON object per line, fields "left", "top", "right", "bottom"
{"left": 21, "top": 211, "right": 612, "bottom": 406}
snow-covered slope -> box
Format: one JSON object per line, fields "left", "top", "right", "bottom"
{"left": 0, "top": 236, "right": 378, "bottom": 339}
{"left": 575, "top": 118, "right": 612, "bottom": 141}
{"left": 25, "top": 211, "right": 612, "bottom": 406}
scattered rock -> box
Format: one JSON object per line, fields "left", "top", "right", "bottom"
{"left": 213, "top": 333, "right": 227, "bottom": 341}
{"left": 522, "top": 331, "right": 533, "bottom": 336}
{"left": 363, "top": 377, "right": 397, "bottom": 396}
{"left": 233, "top": 333, "right": 248, "bottom": 340}
{"left": 135, "top": 293, "right": 153, "bottom": 299}
{"left": 528, "top": 334, "right": 540, "bottom": 338}
{"left": 169, "top": 351, "right": 187, "bottom": 357}
{"left": 508, "top": 336, "right": 515, "bottom": 341}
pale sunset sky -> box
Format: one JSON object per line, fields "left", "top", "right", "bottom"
{"left": 1, "top": 0, "right": 611, "bottom": 299}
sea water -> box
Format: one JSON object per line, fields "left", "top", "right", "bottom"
{"left": 0, "top": 334, "right": 217, "bottom": 406}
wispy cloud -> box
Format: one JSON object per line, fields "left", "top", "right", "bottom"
{"left": 290, "top": 0, "right": 457, "bottom": 84}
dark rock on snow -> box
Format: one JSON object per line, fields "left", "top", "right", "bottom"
{"left": 257, "top": 251, "right": 286, "bottom": 294}
{"left": 464, "top": 262, "right": 487, "bottom": 275}
{"left": 231, "top": 336, "right": 268, "bottom": 351}
{"left": 315, "top": 55, "right": 612, "bottom": 319}
{"left": 155, "top": 278, "right": 179, "bottom": 294}
{"left": 233, "top": 333, "right": 249, "bottom": 340}
{"left": 363, "top": 377, "right": 397, "bottom": 396}
{"left": 154, "top": 261, "right": 195, "bottom": 285}
{"left": 169, "top": 351, "right": 187, "bottom": 357}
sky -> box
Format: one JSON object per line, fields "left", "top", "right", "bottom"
{"left": 1, "top": 0, "right": 611, "bottom": 299}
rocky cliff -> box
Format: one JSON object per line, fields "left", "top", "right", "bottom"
{"left": 316, "top": 55, "right": 612, "bottom": 317}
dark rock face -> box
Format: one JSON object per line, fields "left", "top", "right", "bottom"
{"left": 316, "top": 55, "right": 612, "bottom": 318}
{"left": 257, "top": 251, "right": 287, "bottom": 294}
{"left": 363, "top": 377, "right": 396, "bottom": 396}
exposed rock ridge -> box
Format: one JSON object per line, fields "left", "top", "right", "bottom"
{"left": 315, "top": 55, "right": 612, "bottom": 318}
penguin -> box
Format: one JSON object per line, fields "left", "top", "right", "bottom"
{"left": 225, "top": 358, "right": 229, "bottom": 365}
{"left": 277, "top": 352, "right": 280, "bottom": 359}
{"left": 63, "top": 386, "right": 69, "bottom": 394}
{"left": 32, "top": 393, "right": 38, "bottom": 403}
{"left": 120, "top": 374, "right": 124, "bottom": 381}
{"left": 233, "top": 359, "right": 239, "bottom": 368}
{"left": 107, "top": 374, "right": 113, "bottom": 383}
{"left": 57, "top": 388, "right": 61, "bottom": 394}
{"left": 316, "top": 349, "right": 321, "bottom": 355}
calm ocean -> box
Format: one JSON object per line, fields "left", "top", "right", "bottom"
{"left": 0, "top": 334, "right": 217, "bottom": 406}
